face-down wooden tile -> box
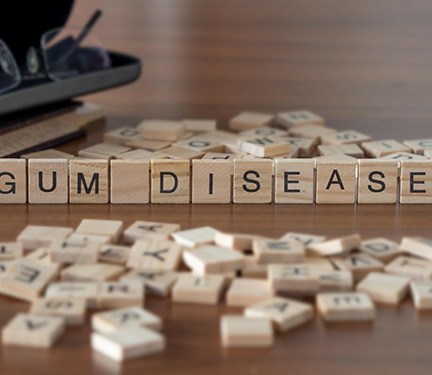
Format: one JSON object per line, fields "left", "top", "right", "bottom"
{"left": 245, "top": 296, "right": 313, "bottom": 332}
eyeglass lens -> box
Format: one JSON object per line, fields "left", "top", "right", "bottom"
{"left": 0, "top": 40, "right": 20, "bottom": 93}
{"left": 42, "top": 28, "right": 111, "bottom": 81}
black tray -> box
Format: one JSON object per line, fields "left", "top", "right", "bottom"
{"left": 0, "top": 51, "right": 141, "bottom": 116}
{"left": 0, "top": 1, "right": 141, "bottom": 117}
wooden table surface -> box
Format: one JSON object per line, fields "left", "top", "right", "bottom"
{"left": 2, "top": 0, "right": 432, "bottom": 373}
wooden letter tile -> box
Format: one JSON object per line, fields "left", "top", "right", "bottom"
{"left": 275, "top": 110, "right": 324, "bottom": 128}
{"left": 78, "top": 143, "right": 131, "bottom": 159}
{"left": 192, "top": 159, "right": 232, "bottom": 203}
{"left": 172, "top": 226, "right": 218, "bottom": 248}
{"left": 172, "top": 273, "right": 225, "bottom": 304}
{"left": 0, "top": 159, "right": 27, "bottom": 203}
{"left": 24, "top": 249, "right": 60, "bottom": 271}
{"left": 316, "top": 159, "right": 357, "bottom": 204}
{"left": 2, "top": 313, "right": 65, "bottom": 348}
{"left": 151, "top": 159, "right": 190, "bottom": 203}
{"left": 244, "top": 296, "right": 313, "bottom": 332}
{"left": 356, "top": 272, "right": 410, "bottom": 304}
{"left": 127, "top": 239, "right": 182, "bottom": 271}
{"left": 97, "top": 281, "right": 144, "bottom": 309}
{"left": 45, "top": 282, "right": 99, "bottom": 309}
{"left": 321, "top": 130, "right": 371, "bottom": 145}
{"left": 158, "top": 146, "right": 205, "bottom": 160}
{"left": 30, "top": 297, "right": 86, "bottom": 325}
{"left": 139, "top": 119, "right": 185, "bottom": 141}
{"left": 115, "top": 149, "right": 156, "bottom": 160}
{"left": 68, "top": 233, "right": 111, "bottom": 245}
{"left": 17, "top": 225, "right": 73, "bottom": 251}
{"left": 183, "top": 119, "right": 217, "bottom": 133}
{"left": 228, "top": 111, "right": 274, "bottom": 132}
{"left": 239, "top": 137, "right": 291, "bottom": 157}
{"left": 61, "top": 263, "right": 124, "bottom": 282}
{"left": 92, "top": 306, "right": 162, "bottom": 333}
{"left": 361, "top": 139, "right": 411, "bottom": 158}
{"left": 359, "top": 237, "right": 402, "bottom": 263}
{"left": 276, "top": 137, "right": 318, "bottom": 157}
{"left": 76, "top": 219, "right": 124, "bottom": 243}
{"left": 357, "top": 159, "right": 398, "bottom": 204}
{"left": 317, "top": 144, "right": 364, "bottom": 158}
{"left": 49, "top": 237, "right": 100, "bottom": 264}
{"left": 220, "top": 315, "right": 273, "bottom": 348}
{"left": 316, "top": 292, "right": 375, "bottom": 322}
{"left": 239, "top": 127, "right": 288, "bottom": 138}
{"left": 125, "top": 138, "right": 172, "bottom": 151}
{"left": 0, "top": 242, "right": 23, "bottom": 260}
{"left": 215, "top": 232, "right": 267, "bottom": 251}
{"left": 410, "top": 281, "right": 432, "bottom": 310}
{"left": 28, "top": 159, "right": 68, "bottom": 204}
{"left": 0, "top": 260, "right": 14, "bottom": 275}
{"left": 0, "top": 260, "right": 58, "bottom": 301}
{"left": 268, "top": 264, "right": 320, "bottom": 295}
{"left": 91, "top": 326, "right": 165, "bottom": 362}
{"left": 103, "top": 127, "right": 141, "bottom": 145}
{"left": 318, "top": 270, "right": 353, "bottom": 291}
{"left": 380, "top": 151, "right": 427, "bottom": 161}
{"left": 252, "top": 239, "right": 305, "bottom": 264}
{"left": 121, "top": 269, "right": 178, "bottom": 297}
{"left": 183, "top": 246, "right": 245, "bottom": 274}
{"left": 403, "top": 139, "right": 432, "bottom": 155}
{"left": 400, "top": 237, "right": 432, "bottom": 260}
{"left": 241, "top": 257, "right": 268, "bottom": 279}
{"left": 110, "top": 160, "right": 150, "bottom": 204}
{"left": 385, "top": 256, "right": 432, "bottom": 280}
{"left": 123, "top": 221, "right": 180, "bottom": 243}
{"left": 280, "top": 232, "right": 326, "bottom": 247}
{"left": 99, "top": 245, "right": 131, "bottom": 265}
{"left": 331, "top": 253, "right": 384, "bottom": 282}
{"left": 274, "top": 159, "right": 314, "bottom": 204}
{"left": 289, "top": 125, "right": 336, "bottom": 142}
{"left": 233, "top": 159, "right": 273, "bottom": 203}
{"left": 174, "top": 137, "right": 225, "bottom": 153}
{"left": 226, "top": 278, "right": 274, "bottom": 307}
{"left": 69, "top": 159, "right": 109, "bottom": 204}
{"left": 400, "top": 160, "right": 432, "bottom": 203}
{"left": 21, "top": 149, "right": 74, "bottom": 160}
{"left": 307, "top": 234, "right": 361, "bottom": 257}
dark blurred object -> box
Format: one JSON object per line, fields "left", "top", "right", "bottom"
{"left": 0, "top": 1, "right": 140, "bottom": 116}
{"left": 1, "top": 2, "right": 74, "bottom": 66}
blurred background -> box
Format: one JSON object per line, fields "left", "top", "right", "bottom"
{"left": 70, "top": 0, "right": 432, "bottom": 138}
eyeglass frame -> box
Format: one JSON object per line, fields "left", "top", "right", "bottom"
{"left": 0, "top": 9, "right": 104, "bottom": 94}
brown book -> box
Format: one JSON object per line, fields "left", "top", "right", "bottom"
{"left": 0, "top": 101, "right": 85, "bottom": 157}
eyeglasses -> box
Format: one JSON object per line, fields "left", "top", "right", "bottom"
{"left": 0, "top": 9, "right": 111, "bottom": 94}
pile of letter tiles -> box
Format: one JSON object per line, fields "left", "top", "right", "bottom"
{"left": 0, "top": 219, "right": 431, "bottom": 361}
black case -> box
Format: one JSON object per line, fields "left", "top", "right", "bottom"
{"left": 0, "top": 1, "right": 141, "bottom": 116}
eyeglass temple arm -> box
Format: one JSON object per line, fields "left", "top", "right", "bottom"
{"left": 53, "top": 9, "right": 103, "bottom": 64}
{"left": 75, "top": 9, "right": 102, "bottom": 48}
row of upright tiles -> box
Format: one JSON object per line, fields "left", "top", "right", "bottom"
{"left": 0, "top": 156, "right": 430, "bottom": 204}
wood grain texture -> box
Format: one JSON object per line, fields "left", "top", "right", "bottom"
{"left": 2, "top": 0, "right": 432, "bottom": 373}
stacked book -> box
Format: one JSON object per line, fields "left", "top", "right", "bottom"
{"left": 0, "top": 102, "right": 103, "bottom": 157}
